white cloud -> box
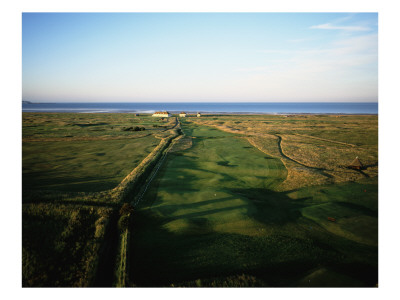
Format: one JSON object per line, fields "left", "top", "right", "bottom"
{"left": 233, "top": 33, "right": 377, "bottom": 101}
{"left": 310, "top": 23, "right": 371, "bottom": 31}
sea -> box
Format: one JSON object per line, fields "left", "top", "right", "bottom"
{"left": 22, "top": 102, "right": 378, "bottom": 115}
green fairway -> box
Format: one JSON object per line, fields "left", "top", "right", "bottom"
{"left": 129, "top": 121, "right": 377, "bottom": 287}
{"left": 141, "top": 121, "right": 287, "bottom": 235}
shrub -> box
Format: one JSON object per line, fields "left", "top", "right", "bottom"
{"left": 118, "top": 215, "right": 130, "bottom": 231}
{"left": 132, "top": 126, "right": 145, "bottom": 131}
{"left": 119, "top": 203, "right": 134, "bottom": 216}
{"left": 94, "top": 216, "right": 109, "bottom": 238}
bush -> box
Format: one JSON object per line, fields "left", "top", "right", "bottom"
{"left": 118, "top": 215, "right": 130, "bottom": 231}
{"left": 123, "top": 126, "right": 145, "bottom": 131}
{"left": 119, "top": 203, "right": 134, "bottom": 216}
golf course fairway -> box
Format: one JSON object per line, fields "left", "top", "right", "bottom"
{"left": 129, "top": 121, "right": 377, "bottom": 287}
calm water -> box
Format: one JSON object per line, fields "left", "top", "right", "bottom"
{"left": 22, "top": 102, "right": 378, "bottom": 114}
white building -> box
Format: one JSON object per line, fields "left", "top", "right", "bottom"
{"left": 179, "top": 112, "right": 187, "bottom": 117}
{"left": 197, "top": 112, "right": 201, "bottom": 117}
{"left": 152, "top": 111, "right": 171, "bottom": 117}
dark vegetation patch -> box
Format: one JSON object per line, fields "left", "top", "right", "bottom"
{"left": 122, "top": 126, "right": 145, "bottom": 131}
{"left": 74, "top": 122, "right": 109, "bottom": 127}
{"left": 129, "top": 208, "right": 376, "bottom": 287}
{"left": 216, "top": 161, "right": 237, "bottom": 167}
{"left": 23, "top": 204, "right": 113, "bottom": 287}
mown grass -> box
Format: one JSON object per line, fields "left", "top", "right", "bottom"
{"left": 129, "top": 121, "right": 377, "bottom": 287}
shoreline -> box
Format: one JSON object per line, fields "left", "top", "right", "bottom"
{"left": 22, "top": 110, "right": 378, "bottom": 116}
{"left": 22, "top": 102, "right": 378, "bottom": 115}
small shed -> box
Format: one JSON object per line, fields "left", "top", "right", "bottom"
{"left": 179, "top": 112, "right": 187, "bottom": 117}
{"left": 349, "top": 156, "right": 363, "bottom": 170}
{"left": 197, "top": 112, "right": 201, "bottom": 117}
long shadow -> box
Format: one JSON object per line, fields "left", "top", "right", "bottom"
{"left": 165, "top": 204, "right": 248, "bottom": 223}
{"left": 129, "top": 210, "right": 316, "bottom": 287}
{"left": 129, "top": 197, "right": 377, "bottom": 287}
{"left": 335, "top": 201, "right": 377, "bottom": 217}
{"left": 230, "top": 188, "right": 311, "bottom": 226}
{"left": 128, "top": 123, "right": 377, "bottom": 287}
{"left": 363, "top": 162, "right": 378, "bottom": 169}
{"left": 154, "top": 195, "right": 237, "bottom": 214}
{"left": 356, "top": 169, "right": 370, "bottom": 178}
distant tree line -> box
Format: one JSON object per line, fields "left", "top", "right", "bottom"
{"left": 122, "top": 126, "right": 145, "bottom": 132}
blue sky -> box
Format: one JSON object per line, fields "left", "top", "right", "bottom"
{"left": 22, "top": 13, "right": 378, "bottom": 102}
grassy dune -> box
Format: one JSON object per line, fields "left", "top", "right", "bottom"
{"left": 129, "top": 121, "right": 378, "bottom": 287}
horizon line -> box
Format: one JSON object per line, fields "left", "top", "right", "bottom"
{"left": 22, "top": 100, "right": 379, "bottom": 104}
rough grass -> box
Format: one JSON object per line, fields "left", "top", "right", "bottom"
{"left": 22, "top": 113, "right": 166, "bottom": 193}
{"left": 23, "top": 136, "right": 159, "bottom": 192}
{"left": 22, "top": 203, "right": 113, "bottom": 287}
{"left": 22, "top": 112, "right": 174, "bottom": 140}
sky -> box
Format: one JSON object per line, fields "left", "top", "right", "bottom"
{"left": 22, "top": 13, "right": 378, "bottom": 102}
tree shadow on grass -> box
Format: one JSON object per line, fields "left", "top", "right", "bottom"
{"left": 128, "top": 205, "right": 377, "bottom": 287}
{"left": 129, "top": 210, "right": 319, "bottom": 287}
{"left": 216, "top": 161, "right": 238, "bottom": 167}
{"left": 230, "top": 188, "right": 312, "bottom": 226}
{"left": 152, "top": 195, "right": 238, "bottom": 217}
